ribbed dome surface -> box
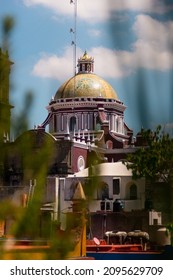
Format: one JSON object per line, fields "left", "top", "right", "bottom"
{"left": 55, "top": 73, "right": 118, "bottom": 100}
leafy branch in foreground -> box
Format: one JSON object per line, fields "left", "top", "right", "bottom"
{"left": 124, "top": 125, "right": 173, "bottom": 184}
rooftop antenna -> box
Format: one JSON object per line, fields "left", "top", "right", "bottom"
{"left": 70, "top": 0, "right": 77, "bottom": 76}
{"left": 70, "top": 0, "right": 78, "bottom": 129}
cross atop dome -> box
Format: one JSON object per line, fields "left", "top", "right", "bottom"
{"left": 77, "top": 51, "right": 94, "bottom": 74}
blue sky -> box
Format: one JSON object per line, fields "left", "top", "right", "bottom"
{"left": 0, "top": 0, "right": 173, "bottom": 136}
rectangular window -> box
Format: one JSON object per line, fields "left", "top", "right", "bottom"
{"left": 54, "top": 114, "right": 57, "bottom": 132}
{"left": 64, "top": 184, "right": 73, "bottom": 201}
{"left": 61, "top": 114, "right": 64, "bottom": 131}
{"left": 81, "top": 113, "right": 84, "bottom": 130}
{"left": 113, "top": 178, "right": 120, "bottom": 195}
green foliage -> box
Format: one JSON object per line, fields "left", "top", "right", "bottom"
{"left": 1, "top": 15, "right": 15, "bottom": 51}
{"left": 0, "top": 16, "right": 54, "bottom": 258}
{"left": 2, "top": 16, "right": 15, "bottom": 35}
{"left": 124, "top": 126, "right": 173, "bottom": 183}
{"left": 0, "top": 200, "right": 21, "bottom": 221}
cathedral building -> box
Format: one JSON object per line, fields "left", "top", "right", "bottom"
{"left": 38, "top": 51, "right": 134, "bottom": 174}
{"left": 1, "top": 50, "right": 162, "bottom": 240}
{"left": 1, "top": 50, "right": 137, "bottom": 184}
{"left": 0, "top": 51, "right": 143, "bottom": 206}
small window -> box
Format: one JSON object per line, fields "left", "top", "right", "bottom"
{"left": 113, "top": 178, "right": 120, "bottom": 195}
{"left": 130, "top": 184, "right": 137, "bottom": 200}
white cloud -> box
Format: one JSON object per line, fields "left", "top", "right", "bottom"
{"left": 32, "top": 46, "right": 133, "bottom": 81}
{"left": 24, "top": 0, "right": 173, "bottom": 23}
{"left": 32, "top": 15, "right": 173, "bottom": 81}
{"left": 90, "top": 47, "right": 133, "bottom": 78}
{"left": 87, "top": 29, "right": 102, "bottom": 38}
{"left": 32, "top": 47, "right": 84, "bottom": 81}
{"left": 133, "top": 15, "right": 173, "bottom": 52}
{"left": 32, "top": 47, "right": 74, "bottom": 81}
{"left": 111, "top": 0, "right": 173, "bottom": 14}
{"left": 24, "top": 0, "right": 73, "bottom": 17}
{"left": 132, "top": 15, "right": 173, "bottom": 71}
{"left": 23, "top": 0, "right": 108, "bottom": 23}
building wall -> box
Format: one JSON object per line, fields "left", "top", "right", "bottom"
{"left": 71, "top": 146, "right": 88, "bottom": 173}
{"left": 61, "top": 174, "right": 145, "bottom": 213}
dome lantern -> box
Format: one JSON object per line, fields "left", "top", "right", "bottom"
{"left": 77, "top": 51, "right": 94, "bottom": 74}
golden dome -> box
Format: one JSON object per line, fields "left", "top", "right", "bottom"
{"left": 55, "top": 73, "right": 118, "bottom": 100}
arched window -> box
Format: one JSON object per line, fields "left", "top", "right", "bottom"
{"left": 106, "top": 140, "right": 113, "bottom": 149}
{"left": 97, "top": 181, "right": 109, "bottom": 200}
{"left": 130, "top": 184, "right": 137, "bottom": 200}
{"left": 69, "top": 116, "right": 76, "bottom": 132}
